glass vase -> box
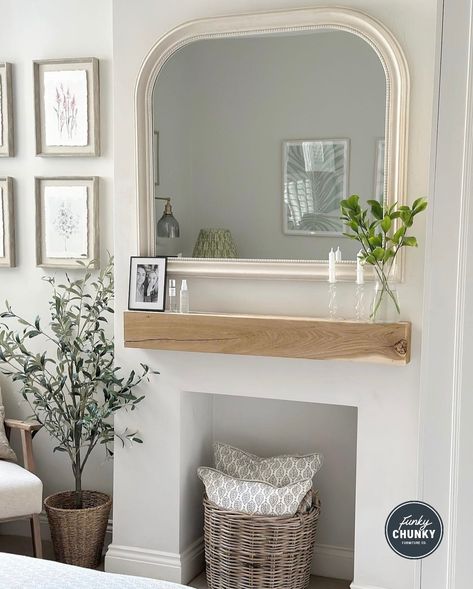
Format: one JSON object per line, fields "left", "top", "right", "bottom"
{"left": 371, "top": 280, "right": 400, "bottom": 322}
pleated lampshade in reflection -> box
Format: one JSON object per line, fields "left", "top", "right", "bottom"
{"left": 192, "top": 228, "right": 238, "bottom": 258}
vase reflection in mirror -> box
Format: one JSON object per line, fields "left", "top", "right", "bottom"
{"left": 155, "top": 196, "right": 182, "bottom": 256}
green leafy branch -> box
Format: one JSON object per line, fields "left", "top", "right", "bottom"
{"left": 340, "top": 195, "right": 427, "bottom": 318}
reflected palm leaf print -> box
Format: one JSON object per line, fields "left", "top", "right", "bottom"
{"left": 284, "top": 140, "right": 348, "bottom": 234}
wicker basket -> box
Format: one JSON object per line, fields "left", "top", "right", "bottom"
{"left": 44, "top": 491, "right": 111, "bottom": 568}
{"left": 203, "top": 491, "right": 320, "bottom": 589}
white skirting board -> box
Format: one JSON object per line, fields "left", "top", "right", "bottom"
{"left": 313, "top": 543, "right": 354, "bottom": 580}
{"left": 105, "top": 537, "right": 354, "bottom": 584}
{"left": 0, "top": 512, "right": 113, "bottom": 549}
{"left": 0, "top": 516, "right": 354, "bottom": 584}
{"left": 105, "top": 537, "right": 204, "bottom": 585}
{"left": 350, "top": 585, "right": 387, "bottom": 589}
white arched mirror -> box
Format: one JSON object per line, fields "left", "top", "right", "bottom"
{"left": 135, "top": 7, "right": 409, "bottom": 280}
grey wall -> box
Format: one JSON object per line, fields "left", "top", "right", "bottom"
{"left": 154, "top": 31, "right": 386, "bottom": 260}
{"left": 213, "top": 395, "right": 358, "bottom": 552}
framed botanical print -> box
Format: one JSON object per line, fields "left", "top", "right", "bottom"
{"left": 35, "top": 177, "right": 99, "bottom": 268}
{"left": 128, "top": 256, "right": 167, "bottom": 312}
{"left": 0, "top": 63, "right": 14, "bottom": 157}
{"left": 0, "top": 177, "right": 15, "bottom": 267}
{"left": 33, "top": 58, "right": 100, "bottom": 156}
{"left": 283, "top": 139, "right": 349, "bottom": 236}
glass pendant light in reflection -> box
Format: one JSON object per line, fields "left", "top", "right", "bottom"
{"left": 156, "top": 197, "right": 180, "bottom": 238}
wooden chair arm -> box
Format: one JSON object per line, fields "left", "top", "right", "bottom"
{"left": 4, "top": 419, "right": 42, "bottom": 434}
{"left": 4, "top": 419, "right": 42, "bottom": 473}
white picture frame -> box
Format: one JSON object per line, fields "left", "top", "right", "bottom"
{"left": 0, "top": 177, "right": 15, "bottom": 267}
{"left": 35, "top": 177, "right": 99, "bottom": 268}
{"left": 33, "top": 58, "right": 100, "bottom": 156}
{"left": 128, "top": 256, "right": 167, "bottom": 312}
{"left": 0, "top": 63, "right": 14, "bottom": 157}
{"left": 374, "top": 138, "right": 386, "bottom": 201}
{"left": 283, "top": 139, "right": 349, "bottom": 237}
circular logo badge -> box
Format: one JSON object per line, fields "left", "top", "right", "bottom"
{"left": 385, "top": 501, "right": 443, "bottom": 559}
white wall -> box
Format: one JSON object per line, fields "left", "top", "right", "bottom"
{"left": 0, "top": 0, "right": 113, "bottom": 505}
{"left": 109, "top": 1, "right": 437, "bottom": 588}
{"left": 154, "top": 32, "right": 385, "bottom": 260}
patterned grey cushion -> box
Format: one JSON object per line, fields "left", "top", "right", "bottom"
{"left": 214, "top": 442, "right": 322, "bottom": 486}
{"left": 0, "top": 406, "right": 17, "bottom": 462}
{"left": 298, "top": 490, "right": 313, "bottom": 513}
{"left": 198, "top": 466, "right": 312, "bottom": 516}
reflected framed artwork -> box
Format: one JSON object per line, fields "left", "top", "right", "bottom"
{"left": 0, "top": 177, "right": 15, "bottom": 267}
{"left": 35, "top": 177, "right": 99, "bottom": 268}
{"left": 0, "top": 63, "right": 14, "bottom": 157}
{"left": 374, "top": 138, "right": 385, "bottom": 201}
{"left": 128, "top": 256, "right": 167, "bottom": 312}
{"left": 33, "top": 58, "right": 100, "bottom": 156}
{"left": 283, "top": 139, "right": 349, "bottom": 237}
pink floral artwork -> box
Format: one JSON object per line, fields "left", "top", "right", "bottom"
{"left": 43, "top": 70, "right": 88, "bottom": 146}
{"left": 54, "top": 84, "right": 78, "bottom": 140}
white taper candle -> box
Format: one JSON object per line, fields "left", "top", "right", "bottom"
{"left": 329, "top": 248, "right": 336, "bottom": 283}
{"left": 356, "top": 250, "right": 364, "bottom": 285}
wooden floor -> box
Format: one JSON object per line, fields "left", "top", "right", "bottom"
{"left": 189, "top": 572, "right": 350, "bottom": 589}
{"left": 0, "top": 534, "right": 351, "bottom": 589}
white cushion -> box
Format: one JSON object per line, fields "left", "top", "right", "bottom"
{"left": 0, "top": 461, "right": 43, "bottom": 519}
{"left": 0, "top": 406, "right": 17, "bottom": 462}
{"left": 214, "top": 442, "right": 323, "bottom": 486}
{"left": 198, "top": 466, "right": 312, "bottom": 516}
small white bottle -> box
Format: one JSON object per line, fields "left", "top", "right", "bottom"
{"left": 179, "top": 279, "right": 190, "bottom": 313}
{"left": 168, "top": 279, "right": 177, "bottom": 312}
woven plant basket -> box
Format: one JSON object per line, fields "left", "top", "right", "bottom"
{"left": 203, "top": 491, "right": 320, "bottom": 589}
{"left": 44, "top": 491, "right": 112, "bottom": 569}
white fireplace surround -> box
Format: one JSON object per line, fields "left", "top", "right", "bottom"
{"left": 108, "top": 0, "right": 473, "bottom": 588}
{"left": 107, "top": 391, "right": 359, "bottom": 583}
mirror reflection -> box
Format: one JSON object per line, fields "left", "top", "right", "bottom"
{"left": 152, "top": 30, "right": 386, "bottom": 260}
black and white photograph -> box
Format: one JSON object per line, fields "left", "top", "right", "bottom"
{"left": 128, "top": 256, "right": 167, "bottom": 311}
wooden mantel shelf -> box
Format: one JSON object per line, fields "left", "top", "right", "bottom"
{"left": 124, "top": 311, "right": 411, "bottom": 365}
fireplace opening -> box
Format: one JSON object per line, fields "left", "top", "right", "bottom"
{"left": 180, "top": 392, "right": 357, "bottom": 583}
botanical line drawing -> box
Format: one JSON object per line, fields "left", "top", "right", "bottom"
{"left": 54, "top": 84, "right": 78, "bottom": 140}
{"left": 43, "top": 185, "right": 88, "bottom": 259}
{"left": 53, "top": 200, "right": 80, "bottom": 252}
{"left": 0, "top": 187, "right": 4, "bottom": 258}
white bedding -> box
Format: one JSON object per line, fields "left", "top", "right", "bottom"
{"left": 0, "top": 552, "right": 188, "bottom": 589}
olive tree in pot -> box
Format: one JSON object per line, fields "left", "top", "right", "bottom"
{"left": 0, "top": 257, "right": 151, "bottom": 568}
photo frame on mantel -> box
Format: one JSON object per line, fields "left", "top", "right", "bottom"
{"left": 0, "top": 63, "right": 14, "bottom": 157}
{"left": 0, "top": 177, "right": 15, "bottom": 267}
{"left": 128, "top": 256, "right": 167, "bottom": 312}
{"left": 33, "top": 58, "right": 100, "bottom": 156}
{"left": 35, "top": 176, "right": 99, "bottom": 269}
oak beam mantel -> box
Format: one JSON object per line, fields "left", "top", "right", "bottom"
{"left": 124, "top": 312, "right": 411, "bottom": 364}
